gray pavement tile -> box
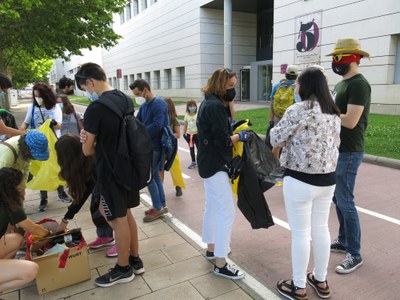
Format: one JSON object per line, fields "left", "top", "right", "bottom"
{"left": 190, "top": 273, "right": 240, "bottom": 299}
{"left": 0, "top": 290, "right": 18, "bottom": 300}
{"left": 161, "top": 243, "right": 201, "bottom": 263}
{"left": 140, "top": 221, "right": 174, "bottom": 238}
{"left": 142, "top": 256, "right": 211, "bottom": 291}
{"left": 135, "top": 281, "right": 204, "bottom": 300}
{"left": 212, "top": 289, "right": 254, "bottom": 300}
{"left": 67, "top": 274, "right": 151, "bottom": 300}
{"left": 88, "top": 249, "right": 117, "bottom": 269}
{"left": 139, "top": 250, "right": 172, "bottom": 272}
{"left": 139, "top": 232, "right": 186, "bottom": 255}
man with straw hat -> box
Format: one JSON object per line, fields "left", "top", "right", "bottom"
{"left": 326, "top": 38, "right": 370, "bottom": 275}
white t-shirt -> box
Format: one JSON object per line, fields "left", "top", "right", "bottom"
{"left": 184, "top": 113, "right": 198, "bottom": 134}
{"left": 24, "top": 104, "right": 63, "bottom": 137}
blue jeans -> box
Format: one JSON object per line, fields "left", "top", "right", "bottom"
{"left": 333, "top": 152, "right": 363, "bottom": 257}
{"left": 147, "top": 150, "right": 166, "bottom": 210}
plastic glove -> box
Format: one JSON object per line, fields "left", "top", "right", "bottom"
{"left": 50, "top": 119, "right": 58, "bottom": 128}
{"left": 238, "top": 130, "right": 253, "bottom": 142}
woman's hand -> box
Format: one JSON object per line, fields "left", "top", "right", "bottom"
{"left": 55, "top": 220, "right": 67, "bottom": 233}
{"left": 80, "top": 129, "right": 87, "bottom": 144}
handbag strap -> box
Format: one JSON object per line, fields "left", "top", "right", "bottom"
{"left": 0, "top": 141, "right": 18, "bottom": 164}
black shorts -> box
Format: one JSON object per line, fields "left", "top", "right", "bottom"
{"left": 98, "top": 181, "right": 140, "bottom": 221}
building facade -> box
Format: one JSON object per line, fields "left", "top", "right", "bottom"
{"left": 51, "top": 0, "right": 400, "bottom": 114}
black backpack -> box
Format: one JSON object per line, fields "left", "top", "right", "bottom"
{"left": 98, "top": 94, "right": 153, "bottom": 191}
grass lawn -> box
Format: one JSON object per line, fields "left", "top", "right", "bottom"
{"left": 235, "top": 108, "right": 400, "bottom": 160}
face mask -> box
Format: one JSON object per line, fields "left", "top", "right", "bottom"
{"left": 188, "top": 107, "right": 196, "bottom": 113}
{"left": 59, "top": 103, "right": 64, "bottom": 110}
{"left": 225, "top": 88, "right": 236, "bottom": 102}
{"left": 135, "top": 96, "right": 146, "bottom": 106}
{"left": 85, "top": 90, "right": 99, "bottom": 102}
{"left": 332, "top": 63, "right": 350, "bottom": 76}
{"left": 35, "top": 97, "right": 43, "bottom": 106}
{"left": 294, "top": 92, "right": 302, "bottom": 103}
{"left": 0, "top": 91, "right": 5, "bottom": 97}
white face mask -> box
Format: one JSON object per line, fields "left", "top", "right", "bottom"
{"left": 135, "top": 97, "right": 146, "bottom": 106}
{"left": 35, "top": 97, "right": 43, "bottom": 106}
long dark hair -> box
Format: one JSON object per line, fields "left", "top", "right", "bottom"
{"left": 58, "top": 95, "right": 76, "bottom": 115}
{"left": 0, "top": 168, "right": 23, "bottom": 213}
{"left": 164, "top": 98, "right": 177, "bottom": 126}
{"left": 298, "top": 67, "right": 340, "bottom": 116}
{"left": 32, "top": 82, "right": 57, "bottom": 110}
{"left": 55, "top": 134, "right": 95, "bottom": 202}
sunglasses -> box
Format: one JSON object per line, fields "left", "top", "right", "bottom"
{"left": 332, "top": 53, "right": 356, "bottom": 62}
{"left": 74, "top": 74, "right": 92, "bottom": 90}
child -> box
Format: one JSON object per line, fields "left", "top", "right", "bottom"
{"left": 160, "top": 98, "right": 186, "bottom": 196}
{"left": 183, "top": 100, "right": 199, "bottom": 169}
{"left": 57, "top": 95, "right": 83, "bottom": 136}
{"left": 0, "top": 167, "right": 50, "bottom": 293}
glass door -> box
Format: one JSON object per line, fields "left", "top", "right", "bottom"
{"left": 240, "top": 68, "right": 250, "bottom": 101}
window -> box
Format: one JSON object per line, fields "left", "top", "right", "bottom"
{"left": 123, "top": 75, "right": 128, "bottom": 90}
{"left": 129, "top": 74, "right": 135, "bottom": 87}
{"left": 145, "top": 72, "right": 150, "bottom": 85}
{"left": 142, "top": 0, "right": 148, "bottom": 10}
{"left": 176, "top": 67, "right": 185, "bottom": 89}
{"left": 165, "top": 69, "right": 172, "bottom": 89}
{"left": 120, "top": 11, "right": 125, "bottom": 24}
{"left": 133, "top": 0, "right": 139, "bottom": 15}
{"left": 154, "top": 71, "right": 160, "bottom": 89}
{"left": 137, "top": 73, "right": 142, "bottom": 79}
{"left": 126, "top": 3, "right": 132, "bottom": 20}
{"left": 394, "top": 35, "right": 400, "bottom": 84}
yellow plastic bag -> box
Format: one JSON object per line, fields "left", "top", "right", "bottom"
{"left": 27, "top": 120, "right": 65, "bottom": 191}
{"left": 169, "top": 153, "right": 186, "bottom": 189}
{"left": 231, "top": 119, "right": 251, "bottom": 198}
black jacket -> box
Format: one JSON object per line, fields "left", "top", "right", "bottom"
{"left": 197, "top": 94, "right": 233, "bottom": 178}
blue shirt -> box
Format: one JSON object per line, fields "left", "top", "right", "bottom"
{"left": 137, "top": 96, "right": 168, "bottom": 151}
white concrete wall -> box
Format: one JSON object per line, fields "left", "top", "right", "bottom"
{"left": 102, "top": 0, "right": 256, "bottom": 100}
{"left": 273, "top": 0, "right": 400, "bottom": 114}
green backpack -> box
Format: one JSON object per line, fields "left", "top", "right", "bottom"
{"left": 273, "top": 81, "right": 295, "bottom": 118}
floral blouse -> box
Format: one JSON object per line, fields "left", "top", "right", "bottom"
{"left": 270, "top": 100, "right": 341, "bottom": 174}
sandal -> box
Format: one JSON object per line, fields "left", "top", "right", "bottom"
{"left": 306, "top": 273, "right": 330, "bottom": 299}
{"left": 277, "top": 279, "right": 308, "bottom": 300}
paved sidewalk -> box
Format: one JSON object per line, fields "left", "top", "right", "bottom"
{"left": 1, "top": 189, "right": 272, "bottom": 300}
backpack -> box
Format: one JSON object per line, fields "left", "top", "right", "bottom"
{"left": 161, "top": 120, "right": 177, "bottom": 172}
{"left": 98, "top": 94, "right": 153, "bottom": 191}
{"left": 273, "top": 81, "right": 295, "bottom": 117}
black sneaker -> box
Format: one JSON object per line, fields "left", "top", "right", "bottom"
{"left": 175, "top": 186, "right": 183, "bottom": 197}
{"left": 214, "top": 263, "right": 244, "bottom": 280}
{"left": 330, "top": 238, "right": 346, "bottom": 253}
{"left": 94, "top": 265, "right": 135, "bottom": 287}
{"left": 129, "top": 256, "right": 145, "bottom": 275}
{"left": 38, "top": 199, "right": 48, "bottom": 212}
{"left": 206, "top": 251, "right": 215, "bottom": 260}
{"left": 335, "top": 253, "right": 363, "bottom": 274}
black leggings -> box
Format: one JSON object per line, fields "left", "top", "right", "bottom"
{"left": 183, "top": 133, "right": 199, "bottom": 162}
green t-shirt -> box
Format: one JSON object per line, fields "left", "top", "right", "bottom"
{"left": 0, "top": 205, "right": 27, "bottom": 239}
{"left": 334, "top": 74, "right": 371, "bottom": 152}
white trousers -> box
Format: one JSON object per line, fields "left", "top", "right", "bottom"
{"left": 202, "top": 171, "right": 235, "bottom": 258}
{"left": 283, "top": 176, "right": 335, "bottom": 288}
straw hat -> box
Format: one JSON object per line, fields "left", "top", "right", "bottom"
{"left": 326, "top": 38, "right": 370, "bottom": 58}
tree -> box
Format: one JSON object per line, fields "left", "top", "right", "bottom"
{"left": 0, "top": 0, "right": 127, "bottom": 76}
{"left": 0, "top": 0, "right": 127, "bottom": 108}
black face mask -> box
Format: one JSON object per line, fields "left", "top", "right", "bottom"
{"left": 332, "top": 63, "right": 350, "bottom": 76}
{"left": 225, "top": 88, "right": 236, "bottom": 102}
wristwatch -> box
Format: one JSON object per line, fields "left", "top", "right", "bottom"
{"left": 61, "top": 218, "right": 69, "bottom": 224}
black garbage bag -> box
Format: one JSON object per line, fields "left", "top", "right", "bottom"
{"left": 248, "top": 131, "right": 284, "bottom": 190}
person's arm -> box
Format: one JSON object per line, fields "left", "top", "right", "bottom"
{"left": 340, "top": 104, "right": 364, "bottom": 129}
{"left": 17, "top": 218, "right": 50, "bottom": 236}
{"left": 183, "top": 119, "right": 188, "bottom": 135}
{"left": 0, "top": 120, "right": 25, "bottom": 136}
{"left": 145, "top": 101, "right": 166, "bottom": 136}
{"left": 81, "top": 131, "right": 96, "bottom": 156}
{"left": 20, "top": 104, "right": 33, "bottom": 130}
{"left": 173, "top": 124, "right": 181, "bottom": 139}
{"left": 51, "top": 105, "right": 62, "bottom": 130}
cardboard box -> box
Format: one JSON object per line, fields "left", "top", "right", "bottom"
{"left": 29, "top": 228, "right": 91, "bottom": 295}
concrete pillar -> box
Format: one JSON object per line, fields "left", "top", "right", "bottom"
{"left": 224, "top": 0, "right": 232, "bottom": 69}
